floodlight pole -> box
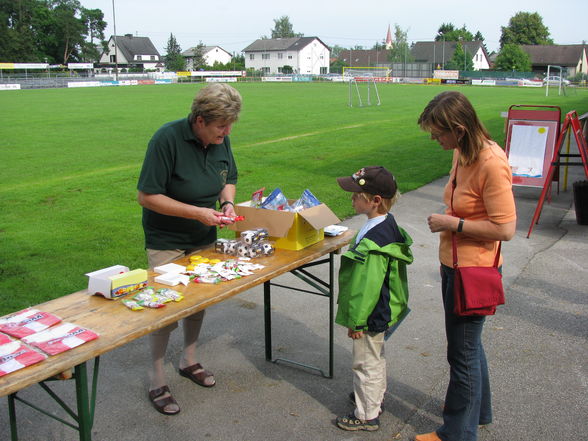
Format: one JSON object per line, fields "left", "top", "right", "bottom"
{"left": 112, "top": 0, "right": 118, "bottom": 81}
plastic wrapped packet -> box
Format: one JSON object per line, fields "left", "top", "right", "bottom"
{"left": 291, "top": 189, "right": 321, "bottom": 212}
{"left": 0, "top": 308, "right": 62, "bottom": 339}
{"left": 261, "top": 188, "right": 290, "bottom": 211}
{"left": 122, "top": 299, "right": 144, "bottom": 311}
{"left": 0, "top": 341, "right": 46, "bottom": 377}
{"left": 22, "top": 323, "right": 99, "bottom": 356}
{"left": 250, "top": 187, "right": 265, "bottom": 208}
{"left": 156, "top": 288, "right": 184, "bottom": 303}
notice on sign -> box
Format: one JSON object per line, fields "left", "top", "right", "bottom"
{"left": 508, "top": 125, "right": 549, "bottom": 178}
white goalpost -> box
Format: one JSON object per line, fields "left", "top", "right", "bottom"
{"left": 343, "top": 67, "right": 388, "bottom": 107}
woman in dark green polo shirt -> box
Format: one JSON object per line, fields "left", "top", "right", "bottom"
{"left": 137, "top": 83, "right": 242, "bottom": 415}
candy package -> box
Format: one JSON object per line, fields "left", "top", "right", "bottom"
{"left": 0, "top": 308, "right": 62, "bottom": 339}
{"left": 290, "top": 189, "right": 321, "bottom": 212}
{"left": 22, "top": 323, "right": 99, "bottom": 356}
{"left": 261, "top": 188, "right": 290, "bottom": 211}
{"left": 0, "top": 341, "right": 46, "bottom": 377}
{"left": 250, "top": 187, "right": 265, "bottom": 208}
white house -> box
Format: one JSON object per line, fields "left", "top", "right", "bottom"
{"left": 243, "top": 37, "right": 330, "bottom": 75}
{"left": 182, "top": 46, "right": 233, "bottom": 70}
{"left": 99, "top": 34, "right": 162, "bottom": 71}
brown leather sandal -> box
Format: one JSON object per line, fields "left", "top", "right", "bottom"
{"left": 148, "top": 385, "right": 180, "bottom": 415}
{"left": 178, "top": 362, "right": 216, "bottom": 387}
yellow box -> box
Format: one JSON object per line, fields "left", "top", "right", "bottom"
{"left": 229, "top": 201, "right": 340, "bottom": 251}
{"left": 109, "top": 269, "right": 148, "bottom": 298}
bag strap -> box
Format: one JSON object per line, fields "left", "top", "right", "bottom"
{"left": 450, "top": 162, "right": 501, "bottom": 269}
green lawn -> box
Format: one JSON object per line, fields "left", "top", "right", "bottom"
{"left": 1, "top": 82, "right": 586, "bottom": 315}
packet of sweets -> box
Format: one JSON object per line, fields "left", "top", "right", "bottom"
{"left": 291, "top": 189, "right": 321, "bottom": 212}
{"left": 250, "top": 187, "right": 265, "bottom": 208}
{"left": 261, "top": 188, "right": 290, "bottom": 211}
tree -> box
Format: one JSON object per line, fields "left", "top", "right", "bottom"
{"left": 330, "top": 44, "right": 345, "bottom": 58}
{"left": 435, "top": 23, "right": 475, "bottom": 42}
{"left": 494, "top": 44, "right": 531, "bottom": 71}
{"left": 269, "top": 15, "right": 302, "bottom": 39}
{"left": 388, "top": 24, "right": 413, "bottom": 63}
{"left": 164, "top": 33, "right": 185, "bottom": 71}
{"left": 444, "top": 42, "right": 473, "bottom": 71}
{"left": 500, "top": 11, "right": 553, "bottom": 48}
{"left": 80, "top": 7, "right": 106, "bottom": 62}
{"left": 185, "top": 41, "right": 205, "bottom": 71}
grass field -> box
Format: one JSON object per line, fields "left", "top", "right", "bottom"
{"left": 1, "top": 82, "right": 586, "bottom": 315}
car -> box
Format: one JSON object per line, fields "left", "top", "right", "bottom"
{"left": 543, "top": 76, "right": 570, "bottom": 86}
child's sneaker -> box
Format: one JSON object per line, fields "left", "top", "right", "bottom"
{"left": 336, "top": 413, "right": 380, "bottom": 431}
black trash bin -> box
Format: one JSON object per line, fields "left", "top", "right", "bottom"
{"left": 573, "top": 180, "right": 588, "bottom": 225}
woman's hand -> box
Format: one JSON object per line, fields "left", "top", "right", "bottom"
{"left": 427, "top": 214, "right": 459, "bottom": 233}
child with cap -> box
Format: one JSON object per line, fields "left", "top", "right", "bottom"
{"left": 334, "top": 166, "right": 413, "bottom": 432}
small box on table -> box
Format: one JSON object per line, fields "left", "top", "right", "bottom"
{"left": 85, "top": 266, "right": 148, "bottom": 299}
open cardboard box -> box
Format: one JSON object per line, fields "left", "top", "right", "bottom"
{"left": 229, "top": 200, "right": 340, "bottom": 250}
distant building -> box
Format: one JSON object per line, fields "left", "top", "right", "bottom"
{"left": 411, "top": 41, "right": 490, "bottom": 71}
{"left": 243, "top": 37, "right": 330, "bottom": 75}
{"left": 337, "top": 49, "right": 390, "bottom": 67}
{"left": 99, "top": 34, "right": 162, "bottom": 71}
{"left": 182, "top": 46, "right": 232, "bottom": 70}
{"left": 520, "top": 44, "right": 587, "bottom": 76}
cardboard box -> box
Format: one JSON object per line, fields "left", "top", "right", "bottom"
{"left": 229, "top": 201, "right": 340, "bottom": 250}
{"left": 85, "top": 266, "right": 147, "bottom": 299}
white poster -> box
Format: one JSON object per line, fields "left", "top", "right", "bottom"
{"left": 508, "top": 125, "right": 549, "bottom": 178}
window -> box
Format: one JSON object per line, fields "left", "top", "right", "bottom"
{"left": 151, "top": 56, "right": 155, "bottom": 61}
{"left": 320, "top": 67, "right": 327, "bottom": 74}
{"left": 262, "top": 53, "right": 270, "bottom": 60}
{"left": 278, "top": 53, "right": 283, "bottom": 60}
{"left": 137, "top": 55, "right": 142, "bottom": 61}
{"left": 249, "top": 54, "right": 255, "bottom": 60}
{"left": 110, "top": 55, "right": 116, "bottom": 63}
{"left": 288, "top": 55, "right": 292, "bottom": 59}
{"left": 262, "top": 67, "right": 270, "bottom": 74}
{"left": 278, "top": 67, "right": 283, "bottom": 73}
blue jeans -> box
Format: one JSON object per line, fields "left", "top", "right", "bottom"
{"left": 437, "top": 265, "right": 492, "bottom": 441}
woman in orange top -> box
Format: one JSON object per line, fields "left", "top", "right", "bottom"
{"left": 416, "top": 91, "right": 516, "bottom": 441}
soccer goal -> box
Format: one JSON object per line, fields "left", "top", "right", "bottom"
{"left": 343, "top": 67, "right": 387, "bottom": 107}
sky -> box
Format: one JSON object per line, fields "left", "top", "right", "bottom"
{"left": 81, "top": 0, "right": 587, "bottom": 56}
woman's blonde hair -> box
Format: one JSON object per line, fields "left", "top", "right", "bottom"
{"left": 417, "top": 91, "right": 491, "bottom": 166}
{"left": 356, "top": 191, "right": 400, "bottom": 214}
{"left": 189, "top": 83, "right": 242, "bottom": 124}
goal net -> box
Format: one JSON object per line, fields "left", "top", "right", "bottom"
{"left": 343, "top": 66, "right": 391, "bottom": 82}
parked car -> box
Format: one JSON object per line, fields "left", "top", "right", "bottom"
{"left": 543, "top": 76, "right": 570, "bottom": 86}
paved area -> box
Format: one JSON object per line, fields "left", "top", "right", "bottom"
{"left": 2, "top": 167, "right": 587, "bottom": 441}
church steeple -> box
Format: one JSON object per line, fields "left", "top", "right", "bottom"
{"left": 385, "top": 24, "right": 393, "bottom": 49}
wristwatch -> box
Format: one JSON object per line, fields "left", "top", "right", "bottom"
{"left": 457, "top": 218, "right": 465, "bottom": 233}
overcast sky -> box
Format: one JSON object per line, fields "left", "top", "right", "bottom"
{"left": 81, "top": 0, "right": 586, "bottom": 55}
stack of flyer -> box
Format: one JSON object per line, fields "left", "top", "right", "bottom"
{"left": 0, "top": 308, "right": 99, "bottom": 377}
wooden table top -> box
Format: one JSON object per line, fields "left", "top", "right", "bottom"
{"left": 0, "top": 231, "right": 353, "bottom": 397}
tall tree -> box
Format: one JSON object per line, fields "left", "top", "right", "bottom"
{"left": 494, "top": 43, "right": 531, "bottom": 71}
{"left": 80, "top": 7, "right": 105, "bottom": 61}
{"left": 388, "top": 24, "right": 413, "bottom": 63}
{"left": 269, "top": 15, "right": 302, "bottom": 39}
{"left": 500, "top": 11, "right": 553, "bottom": 48}
{"left": 444, "top": 42, "right": 473, "bottom": 71}
{"left": 164, "top": 33, "right": 185, "bottom": 71}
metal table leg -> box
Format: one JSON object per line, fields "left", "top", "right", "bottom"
{"left": 264, "top": 252, "right": 335, "bottom": 378}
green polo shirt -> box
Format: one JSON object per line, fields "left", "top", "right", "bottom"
{"left": 137, "top": 116, "right": 238, "bottom": 250}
